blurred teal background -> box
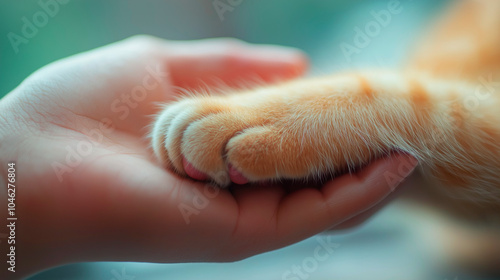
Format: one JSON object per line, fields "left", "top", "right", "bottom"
{"left": 1, "top": 0, "right": 445, "bottom": 97}
{"left": 6, "top": 1, "right": 493, "bottom": 280}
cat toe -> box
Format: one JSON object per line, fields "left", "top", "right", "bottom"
{"left": 154, "top": 98, "right": 262, "bottom": 186}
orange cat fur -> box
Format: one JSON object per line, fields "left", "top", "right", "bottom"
{"left": 152, "top": 0, "right": 500, "bottom": 212}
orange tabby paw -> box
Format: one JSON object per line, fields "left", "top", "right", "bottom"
{"left": 152, "top": 96, "right": 266, "bottom": 185}
{"left": 152, "top": 91, "right": 374, "bottom": 186}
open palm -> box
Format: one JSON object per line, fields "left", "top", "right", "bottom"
{"left": 0, "top": 36, "right": 416, "bottom": 279}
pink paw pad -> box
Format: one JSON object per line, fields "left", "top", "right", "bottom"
{"left": 228, "top": 164, "right": 249, "bottom": 185}
{"left": 183, "top": 157, "right": 208, "bottom": 181}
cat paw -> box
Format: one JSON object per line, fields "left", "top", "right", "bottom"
{"left": 152, "top": 89, "right": 373, "bottom": 186}
{"left": 152, "top": 95, "right": 285, "bottom": 186}
{"left": 151, "top": 96, "right": 250, "bottom": 185}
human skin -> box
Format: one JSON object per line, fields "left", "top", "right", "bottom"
{"left": 0, "top": 36, "right": 416, "bottom": 279}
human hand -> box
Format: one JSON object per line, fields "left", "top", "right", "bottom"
{"left": 0, "top": 36, "right": 417, "bottom": 279}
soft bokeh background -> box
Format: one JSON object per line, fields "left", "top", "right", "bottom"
{"left": 1, "top": 0, "right": 446, "bottom": 96}
{"left": 4, "top": 0, "right": 496, "bottom": 279}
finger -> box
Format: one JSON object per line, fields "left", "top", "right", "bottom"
{"left": 165, "top": 38, "right": 308, "bottom": 90}
{"left": 230, "top": 182, "right": 287, "bottom": 238}
{"left": 30, "top": 36, "right": 307, "bottom": 138}
{"left": 329, "top": 176, "right": 412, "bottom": 230}
{"left": 273, "top": 154, "right": 418, "bottom": 248}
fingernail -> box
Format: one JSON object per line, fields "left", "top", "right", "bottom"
{"left": 385, "top": 154, "right": 418, "bottom": 191}
{"left": 399, "top": 154, "right": 419, "bottom": 178}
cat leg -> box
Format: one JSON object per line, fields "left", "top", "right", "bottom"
{"left": 152, "top": 71, "right": 500, "bottom": 202}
